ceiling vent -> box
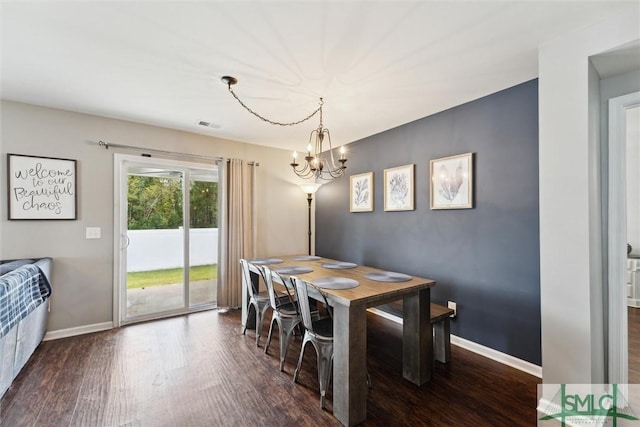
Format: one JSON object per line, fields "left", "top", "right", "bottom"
{"left": 197, "top": 120, "right": 220, "bottom": 129}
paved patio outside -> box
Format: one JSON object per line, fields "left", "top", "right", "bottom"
{"left": 126, "top": 279, "right": 216, "bottom": 318}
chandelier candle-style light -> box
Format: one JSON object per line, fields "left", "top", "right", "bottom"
{"left": 290, "top": 98, "right": 347, "bottom": 180}
{"left": 221, "top": 76, "right": 347, "bottom": 181}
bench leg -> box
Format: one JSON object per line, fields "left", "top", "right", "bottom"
{"left": 433, "top": 318, "right": 451, "bottom": 363}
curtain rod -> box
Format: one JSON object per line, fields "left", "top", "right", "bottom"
{"left": 97, "top": 140, "right": 260, "bottom": 166}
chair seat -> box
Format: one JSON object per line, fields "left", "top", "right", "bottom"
{"left": 310, "top": 317, "right": 333, "bottom": 338}
{"left": 279, "top": 302, "right": 299, "bottom": 316}
{"left": 256, "top": 290, "right": 289, "bottom": 303}
{"left": 255, "top": 290, "right": 270, "bottom": 300}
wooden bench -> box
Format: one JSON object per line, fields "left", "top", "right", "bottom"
{"left": 431, "top": 303, "right": 454, "bottom": 363}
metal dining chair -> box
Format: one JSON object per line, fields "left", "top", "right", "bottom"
{"left": 239, "top": 258, "right": 273, "bottom": 347}
{"left": 292, "top": 276, "right": 334, "bottom": 409}
{"left": 259, "top": 266, "right": 302, "bottom": 371}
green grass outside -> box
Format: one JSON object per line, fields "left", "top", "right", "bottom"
{"left": 127, "top": 264, "right": 217, "bottom": 289}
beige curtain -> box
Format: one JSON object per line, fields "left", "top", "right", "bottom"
{"left": 217, "top": 159, "right": 255, "bottom": 308}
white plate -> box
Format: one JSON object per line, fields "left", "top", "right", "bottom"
{"left": 321, "top": 262, "right": 358, "bottom": 270}
{"left": 292, "top": 255, "right": 322, "bottom": 261}
{"left": 365, "top": 271, "right": 412, "bottom": 282}
{"left": 249, "top": 258, "right": 283, "bottom": 265}
{"left": 313, "top": 277, "right": 360, "bottom": 290}
{"left": 274, "top": 266, "right": 313, "bottom": 275}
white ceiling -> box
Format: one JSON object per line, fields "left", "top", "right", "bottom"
{"left": 2, "top": 1, "right": 639, "bottom": 151}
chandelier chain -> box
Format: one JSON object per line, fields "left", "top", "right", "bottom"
{"left": 220, "top": 75, "right": 347, "bottom": 181}
{"left": 227, "top": 85, "right": 322, "bottom": 127}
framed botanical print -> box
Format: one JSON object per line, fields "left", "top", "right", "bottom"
{"left": 383, "top": 164, "right": 414, "bottom": 211}
{"left": 350, "top": 172, "right": 373, "bottom": 212}
{"left": 430, "top": 152, "right": 473, "bottom": 210}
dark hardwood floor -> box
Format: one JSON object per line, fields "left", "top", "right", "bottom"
{"left": 0, "top": 309, "right": 540, "bottom": 426}
{"left": 630, "top": 307, "right": 640, "bottom": 384}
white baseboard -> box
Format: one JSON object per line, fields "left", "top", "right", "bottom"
{"left": 367, "top": 308, "right": 543, "bottom": 378}
{"left": 451, "top": 334, "right": 542, "bottom": 378}
{"left": 369, "top": 307, "right": 404, "bottom": 324}
{"left": 44, "top": 321, "right": 113, "bottom": 341}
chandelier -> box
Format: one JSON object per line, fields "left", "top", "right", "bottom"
{"left": 221, "top": 76, "right": 347, "bottom": 181}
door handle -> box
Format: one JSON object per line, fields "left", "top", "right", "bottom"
{"left": 122, "top": 234, "right": 130, "bottom": 249}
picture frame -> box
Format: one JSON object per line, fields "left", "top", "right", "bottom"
{"left": 350, "top": 172, "right": 374, "bottom": 212}
{"left": 384, "top": 164, "right": 414, "bottom": 211}
{"left": 7, "top": 153, "right": 77, "bottom": 220}
{"left": 430, "top": 152, "right": 473, "bottom": 210}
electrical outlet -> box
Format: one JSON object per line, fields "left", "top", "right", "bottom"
{"left": 447, "top": 300, "right": 457, "bottom": 318}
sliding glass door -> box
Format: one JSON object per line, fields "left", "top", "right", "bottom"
{"left": 188, "top": 170, "right": 218, "bottom": 308}
{"left": 114, "top": 154, "right": 218, "bottom": 325}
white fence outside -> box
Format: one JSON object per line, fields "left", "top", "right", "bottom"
{"left": 127, "top": 228, "right": 218, "bottom": 272}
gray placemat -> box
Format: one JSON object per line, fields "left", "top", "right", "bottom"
{"left": 321, "top": 261, "right": 358, "bottom": 270}
{"left": 274, "top": 266, "right": 314, "bottom": 275}
{"left": 249, "top": 258, "right": 283, "bottom": 265}
{"left": 365, "top": 271, "right": 412, "bottom": 282}
{"left": 313, "top": 277, "right": 359, "bottom": 290}
{"left": 292, "top": 255, "right": 322, "bottom": 261}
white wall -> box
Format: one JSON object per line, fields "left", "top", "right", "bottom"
{"left": 0, "top": 101, "right": 309, "bottom": 332}
{"left": 539, "top": 10, "right": 640, "bottom": 384}
{"left": 127, "top": 228, "right": 218, "bottom": 272}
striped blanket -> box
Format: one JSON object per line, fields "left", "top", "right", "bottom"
{"left": 0, "top": 264, "right": 52, "bottom": 338}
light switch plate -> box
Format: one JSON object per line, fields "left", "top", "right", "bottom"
{"left": 86, "top": 227, "right": 101, "bottom": 239}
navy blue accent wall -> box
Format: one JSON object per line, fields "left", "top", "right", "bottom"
{"left": 315, "top": 80, "right": 540, "bottom": 365}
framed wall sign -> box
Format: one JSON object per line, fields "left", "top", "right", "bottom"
{"left": 430, "top": 152, "right": 473, "bottom": 210}
{"left": 7, "top": 153, "right": 77, "bottom": 220}
{"left": 384, "top": 164, "right": 414, "bottom": 211}
{"left": 350, "top": 172, "right": 374, "bottom": 212}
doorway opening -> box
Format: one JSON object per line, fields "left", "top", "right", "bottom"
{"left": 114, "top": 154, "right": 219, "bottom": 326}
{"left": 608, "top": 92, "right": 640, "bottom": 385}
{"left": 625, "top": 104, "right": 640, "bottom": 384}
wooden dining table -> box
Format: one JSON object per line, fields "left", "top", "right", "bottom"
{"left": 244, "top": 255, "right": 436, "bottom": 427}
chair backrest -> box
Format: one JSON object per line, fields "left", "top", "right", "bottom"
{"left": 239, "top": 259, "right": 256, "bottom": 299}
{"left": 260, "top": 266, "right": 297, "bottom": 311}
{"left": 292, "top": 277, "right": 316, "bottom": 332}
{"left": 259, "top": 266, "right": 279, "bottom": 310}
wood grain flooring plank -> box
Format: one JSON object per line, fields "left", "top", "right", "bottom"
{"left": 31, "top": 332, "right": 99, "bottom": 427}
{"left": 70, "top": 330, "right": 120, "bottom": 427}
{"left": 630, "top": 307, "right": 640, "bottom": 384}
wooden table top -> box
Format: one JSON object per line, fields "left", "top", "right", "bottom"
{"left": 255, "top": 255, "right": 436, "bottom": 308}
